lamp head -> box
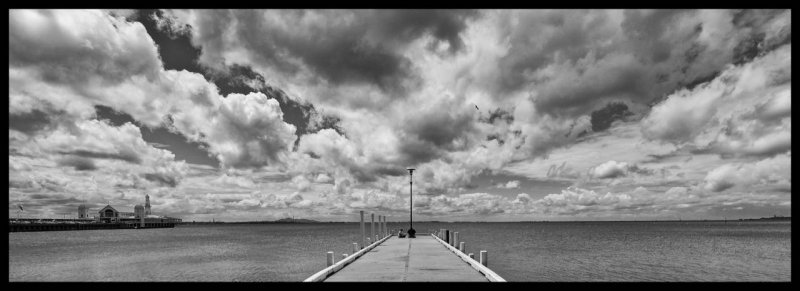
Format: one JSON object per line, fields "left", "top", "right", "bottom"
{"left": 406, "top": 168, "right": 415, "bottom": 175}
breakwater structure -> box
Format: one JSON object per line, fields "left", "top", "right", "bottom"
{"left": 8, "top": 218, "right": 175, "bottom": 232}
{"left": 10, "top": 194, "right": 181, "bottom": 232}
{"left": 303, "top": 210, "right": 505, "bottom": 282}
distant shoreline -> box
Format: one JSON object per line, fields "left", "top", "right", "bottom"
{"left": 177, "top": 216, "right": 790, "bottom": 225}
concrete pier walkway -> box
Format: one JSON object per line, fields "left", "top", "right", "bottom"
{"left": 324, "top": 235, "right": 489, "bottom": 282}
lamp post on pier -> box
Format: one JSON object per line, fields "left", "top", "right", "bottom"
{"left": 407, "top": 168, "right": 416, "bottom": 238}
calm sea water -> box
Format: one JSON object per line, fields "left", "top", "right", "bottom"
{"left": 8, "top": 221, "right": 791, "bottom": 281}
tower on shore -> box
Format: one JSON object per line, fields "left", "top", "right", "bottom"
{"left": 145, "top": 194, "right": 151, "bottom": 215}
{"left": 78, "top": 204, "right": 88, "bottom": 218}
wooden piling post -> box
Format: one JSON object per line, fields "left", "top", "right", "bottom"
{"left": 453, "top": 232, "right": 459, "bottom": 247}
{"left": 327, "top": 251, "right": 334, "bottom": 267}
{"left": 371, "top": 213, "right": 375, "bottom": 242}
{"left": 360, "top": 211, "right": 365, "bottom": 249}
{"left": 459, "top": 242, "right": 465, "bottom": 253}
{"left": 352, "top": 242, "right": 358, "bottom": 254}
{"left": 480, "top": 250, "right": 487, "bottom": 266}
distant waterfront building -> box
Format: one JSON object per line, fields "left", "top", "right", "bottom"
{"left": 134, "top": 205, "right": 145, "bottom": 218}
{"left": 78, "top": 204, "right": 88, "bottom": 218}
{"left": 91, "top": 195, "right": 181, "bottom": 224}
{"left": 145, "top": 194, "right": 151, "bottom": 215}
{"left": 99, "top": 205, "right": 119, "bottom": 218}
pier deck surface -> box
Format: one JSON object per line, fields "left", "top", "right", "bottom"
{"left": 324, "top": 235, "right": 488, "bottom": 282}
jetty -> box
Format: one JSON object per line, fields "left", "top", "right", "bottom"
{"left": 304, "top": 211, "right": 505, "bottom": 282}
{"left": 8, "top": 218, "right": 175, "bottom": 232}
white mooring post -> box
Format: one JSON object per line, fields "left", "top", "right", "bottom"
{"left": 371, "top": 213, "right": 375, "bottom": 242}
{"left": 459, "top": 242, "right": 465, "bottom": 253}
{"left": 469, "top": 253, "right": 474, "bottom": 259}
{"left": 352, "top": 242, "right": 358, "bottom": 254}
{"left": 327, "top": 251, "right": 334, "bottom": 267}
{"left": 480, "top": 250, "right": 488, "bottom": 266}
{"left": 360, "top": 211, "right": 365, "bottom": 249}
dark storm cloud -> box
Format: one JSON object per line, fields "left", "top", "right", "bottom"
{"left": 395, "top": 100, "right": 478, "bottom": 166}
{"left": 496, "top": 9, "right": 789, "bottom": 119}
{"left": 94, "top": 105, "right": 220, "bottom": 168}
{"left": 9, "top": 10, "right": 160, "bottom": 86}
{"left": 196, "top": 63, "right": 345, "bottom": 140}
{"left": 143, "top": 173, "right": 178, "bottom": 187}
{"left": 479, "top": 108, "right": 514, "bottom": 124}
{"left": 730, "top": 9, "right": 792, "bottom": 63}
{"left": 94, "top": 105, "right": 139, "bottom": 127}
{"left": 9, "top": 110, "right": 52, "bottom": 135}
{"left": 367, "top": 9, "right": 480, "bottom": 54}
{"left": 590, "top": 102, "right": 634, "bottom": 132}
{"left": 532, "top": 61, "right": 651, "bottom": 117}
{"left": 350, "top": 164, "right": 408, "bottom": 183}
{"left": 408, "top": 111, "right": 474, "bottom": 149}
{"left": 9, "top": 179, "right": 35, "bottom": 189}
{"left": 135, "top": 10, "right": 346, "bottom": 146}
{"left": 57, "top": 156, "right": 98, "bottom": 171}
{"left": 133, "top": 9, "right": 202, "bottom": 73}
{"left": 59, "top": 150, "right": 141, "bottom": 164}
{"left": 26, "top": 194, "right": 83, "bottom": 206}
{"left": 187, "top": 9, "right": 479, "bottom": 93}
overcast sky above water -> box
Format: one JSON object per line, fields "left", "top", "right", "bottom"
{"left": 8, "top": 9, "right": 791, "bottom": 222}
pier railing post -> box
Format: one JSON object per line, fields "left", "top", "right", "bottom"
{"left": 480, "top": 250, "right": 487, "bottom": 266}
{"left": 360, "top": 211, "right": 365, "bottom": 249}
{"left": 453, "top": 232, "right": 459, "bottom": 247}
{"left": 327, "top": 251, "right": 334, "bottom": 267}
{"left": 371, "top": 213, "right": 375, "bottom": 242}
{"left": 353, "top": 242, "right": 358, "bottom": 254}
{"left": 459, "top": 242, "right": 465, "bottom": 253}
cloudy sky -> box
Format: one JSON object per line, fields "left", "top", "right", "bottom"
{"left": 8, "top": 9, "right": 791, "bottom": 222}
